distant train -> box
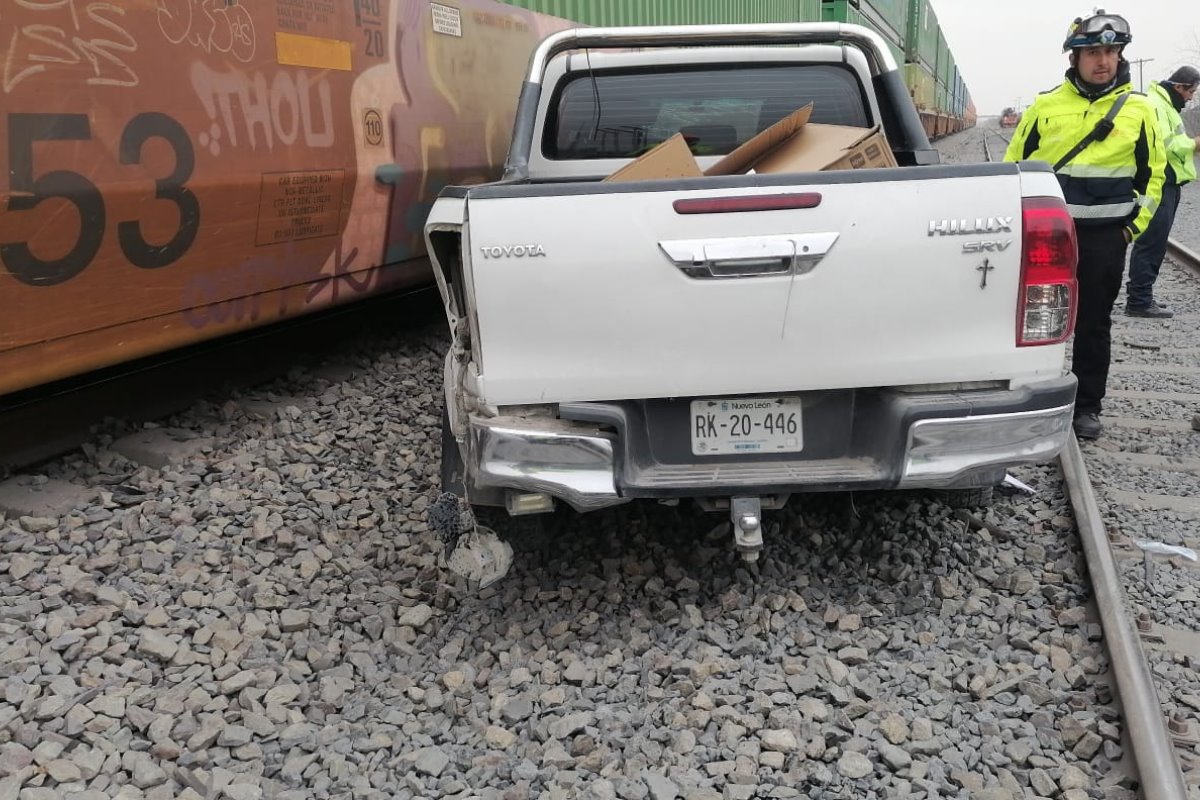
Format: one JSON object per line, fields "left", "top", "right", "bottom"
{"left": 0, "top": 0, "right": 975, "bottom": 396}
{"left": 1000, "top": 107, "right": 1022, "bottom": 128}
{"left": 815, "top": 0, "right": 976, "bottom": 141}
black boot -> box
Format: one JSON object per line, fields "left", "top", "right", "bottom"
{"left": 1073, "top": 411, "right": 1102, "bottom": 440}
{"left": 1125, "top": 301, "right": 1173, "bottom": 318}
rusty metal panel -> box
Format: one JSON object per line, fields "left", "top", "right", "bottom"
{"left": 0, "top": 0, "right": 578, "bottom": 394}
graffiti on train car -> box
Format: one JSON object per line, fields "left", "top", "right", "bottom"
{"left": 180, "top": 239, "right": 375, "bottom": 329}
{"left": 156, "top": 0, "right": 259, "bottom": 63}
{"left": 0, "top": 0, "right": 576, "bottom": 393}
{"left": 189, "top": 63, "right": 336, "bottom": 153}
{"left": 3, "top": 1, "right": 141, "bottom": 92}
{"left": 180, "top": 240, "right": 301, "bottom": 329}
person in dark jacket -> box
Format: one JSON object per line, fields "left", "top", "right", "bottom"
{"left": 1125, "top": 65, "right": 1200, "bottom": 318}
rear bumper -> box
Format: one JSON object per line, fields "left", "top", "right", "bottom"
{"left": 897, "top": 404, "right": 1072, "bottom": 488}
{"left": 464, "top": 376, "right": 1076, "bottom": 510}
{"left": 468, "top": 417, "right": 622, "bottom": 511}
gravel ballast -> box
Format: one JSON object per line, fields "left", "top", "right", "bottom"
{"left": 0, "top": 323, "right": 1135, "bottom": 799}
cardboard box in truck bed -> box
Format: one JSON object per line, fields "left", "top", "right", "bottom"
{"left": 603, "top": 133, "right": 704, "bottom": 182}
{"left": 607, "top": 104, "right": 897, "bottom": 182}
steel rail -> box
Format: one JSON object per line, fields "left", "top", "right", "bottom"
{"left": 977, "top": 120, "right": 1192, "bottom": 796}
{"left": 1059, "top": 433, "right": 1189, "bottom": 800}
{"left": 980, "top": 130, "right": 1010, "bottom": 164}
{"left": 1166, "top": 237, "right": 1200, "bottom": 276}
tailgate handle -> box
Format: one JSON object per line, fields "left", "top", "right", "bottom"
{"left": 703, "top": 240, "right": 794, "bottom": 278}
{"left": 659, "top": 233, "right": 839, "bottom": 280}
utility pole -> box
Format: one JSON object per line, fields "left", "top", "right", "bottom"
{"left": 1128, "top": 57, "right": 1155, "bottom": 92}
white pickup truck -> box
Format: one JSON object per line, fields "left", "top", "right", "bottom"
{"left": 426, "top": 23, "right": 1079, "bottom": 562}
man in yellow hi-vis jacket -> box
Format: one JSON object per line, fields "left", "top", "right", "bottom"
{"left": 1125, "top": 65, "right": 1200, "bottom": 318}
{"left": 1005, "top": 10, "right": 1166, "bottom": 441}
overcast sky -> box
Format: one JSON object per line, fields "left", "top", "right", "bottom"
{"left": 931, "top": 1, "right": 1199, "bottom": 115}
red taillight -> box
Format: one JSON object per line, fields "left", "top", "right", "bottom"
{"left": 1017, "top": 197, "right": 1078, "bottom": 346}
{"left": 673, "top": 193, "right": 822, "bottom": 215}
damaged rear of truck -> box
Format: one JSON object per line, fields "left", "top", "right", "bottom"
{"left": 425, "top": 23, "right": 1078, "bottom": 562}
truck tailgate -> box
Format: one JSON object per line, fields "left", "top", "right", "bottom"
{"left": 464, "top": 169, "right": 1046, "bottom": 406}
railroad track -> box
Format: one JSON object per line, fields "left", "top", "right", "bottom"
{"left": 980, "top": 126, "right": 1200, "bottom": 797}
{"left": 981, "top": 129, "right": 1011, "bottom": 162}
{"left": 1168, "top": 238, "right": 1200, "bottom": 270}
{"left": 1086, "top": 240, "right": 1200, "bottom": 798}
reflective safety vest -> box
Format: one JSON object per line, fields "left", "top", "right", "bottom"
{"left": 1004, "top": 80, "right": 1166, "bottom": 240}
{"left": 1149, "top": 82, "right": 1197, "bottom": 186}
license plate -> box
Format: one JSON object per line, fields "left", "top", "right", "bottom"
{"left": 690, "top": 396, "right": 804, "bottom": 456}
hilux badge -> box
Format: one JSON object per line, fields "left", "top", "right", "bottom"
{"left": 928, "top": 217, "right": 1014, "bottom": 236}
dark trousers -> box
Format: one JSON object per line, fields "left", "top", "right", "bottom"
{"left": 1126, "top": 182, "right": 1182, "bottom": 308}
{"left": 1073, "top": 223, "right": 1128, "bottom": 415}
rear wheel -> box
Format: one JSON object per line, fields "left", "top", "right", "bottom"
{"left": 440, "top": 405, "right": 505, "bottom": 507}
{"left": 937, "top": 486, "right": 994, "bottom": 509}
{"left": 439, "top": 406, "right": 465, "bottom": 495}
{"left": 474, "top": 504, "right": 550, "bottom": 540}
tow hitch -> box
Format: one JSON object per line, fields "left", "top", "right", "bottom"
{"left": 731, "top": 496, "right": 764, "bottom": 562}
{"left": 698, "top": 495, "right": 787, "bottom": 563}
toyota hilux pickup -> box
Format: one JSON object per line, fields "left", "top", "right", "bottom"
{"left": 425, "top": 23, "right": 1078, "bottom": 562}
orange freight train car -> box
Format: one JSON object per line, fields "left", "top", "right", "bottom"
{"left": 0, "top": 0, "right": 573, "bottom": 396}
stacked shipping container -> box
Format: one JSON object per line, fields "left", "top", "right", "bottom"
{"left": 820, "top": 0, "right": 907, "bottom": 75}
{"left": 911, "top": 0, "right": 972, "bottom": 136}
{"left": 823, "top": 0, "right": 973, "bottom": 138}
{"left": 498, "top": 0, "right": 823, "bottom": 26}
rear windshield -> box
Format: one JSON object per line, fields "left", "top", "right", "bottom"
{"left": 545, "top": 64, "right": 870, "bottom": 161}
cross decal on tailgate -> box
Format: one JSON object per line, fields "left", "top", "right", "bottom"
{"left": 977, "top": 258, "right": 994, "bottom": 290}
